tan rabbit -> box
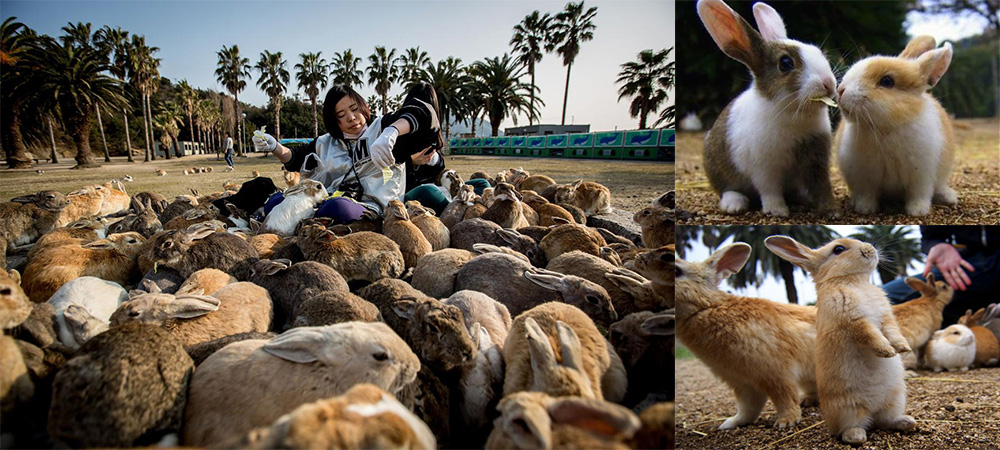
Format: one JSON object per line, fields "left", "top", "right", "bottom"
{"left": 382, "top": 200, "right": 432, "bottom": 269}
{"left": 405, "top": 200, "right": 450, "bottom": 251}
{"left": 765, "top": 236, "right": 914, "bottom": 445}
{"left": 282, "top": 169, "right": 301, "bottom": 188}
{"left": 521, "top": 190, "right": 575, "bottom": 226}
{"left": 553, "top": 181, "right": 612, "bottom": 216}
{"left": 482, "top": 183, "right": 528, "bottom": 229}
{"left": 957, "top": 308, "right": 1000, "bottom": 367}
{"left": 676, "top": 242, "right": 817, "bottom": 430}
{"left": 891, "top": 273, "right": 954, "bottom": 369}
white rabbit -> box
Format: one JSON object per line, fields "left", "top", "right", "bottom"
{"left": 923, "top": 324, "right": 976, "bottom": 372}
{"left": 260, "top": 179, "right": 328, "bottom": 236}
{"left": 697, "top": 0, "right": 838, "bottom": 217}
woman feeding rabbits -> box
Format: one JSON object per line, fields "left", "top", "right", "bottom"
{"left": 254, "top": 83, "right": 445, "bottom": 224}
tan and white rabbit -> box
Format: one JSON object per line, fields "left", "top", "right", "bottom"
{"left": 891, "top": 273, "right": 954, "bottom": 369}
{"left": 924, "top": 324, "right": 976, "bottom": 372}
{"left": 675, "top": 242, "right": 818, "bottom": 429}
{"left": 956, "top": 308, "right": 1000, "bottom": 367}
{"left": 765, "top": 236, "right": 915, "bottom": 445}
{"left": 697, "top": 0, "right": 837, "bottom": 217}
{"left": 836, "top": 36, "right": 956, "bottom": 216}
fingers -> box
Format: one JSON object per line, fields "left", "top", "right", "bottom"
{"left": 940, "top": 268, "right": 960, "bottom": 291}
{"left": 960, "top": 259, "right": 976, "bottom": 272}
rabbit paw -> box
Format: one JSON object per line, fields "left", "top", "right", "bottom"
{"left": 887, "top": 415, "right": 917, "bottom": 432}
{"left": 852, "top": 196, "right": 878, "bottom": 215}
{"left": 842, "top": 427, "right": 867, "bottom": 445}
{"left": 361, "top": 209, "right": 379, "bottom": 220}
{"left": 773, "top": 414, "right": 801, "bottom": 429}
{"left": 719, "top": 191, "right": 749, "bottom": 214}
{"left": 761, "top": 200, "right": 789, "bottom": 217}
{"left": 874, "top": 343, "right": 897, "bottom": 358}
{"left": 891, "top": 341, "right": 912, "bottom": 354}
{"left": 905, "top": 198, "right": 931, "bottom": 216}
{"left": 933, "top": 187, "right": 958, "bottom": 205}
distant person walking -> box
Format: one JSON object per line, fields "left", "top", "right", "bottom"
{"left": 223, "top": 133, "right": 234, "bottom": 168}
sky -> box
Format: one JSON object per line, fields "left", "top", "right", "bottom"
{"left": 681, "top": 226, "right": 925, "bottom": 305}
{"left": 2, "top": 0, "right": 674, "bottom": 135}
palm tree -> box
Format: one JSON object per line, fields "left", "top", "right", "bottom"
{"left": 127, "top": 35, "right": 160, "bottom": 161}
{"left": 23, "top": 35, "right": 127, "bottom": 168}
{"left": 616, "top": 48, "right": 673, "bottom": 130}
{"left": 714, "top": 226, "right": 840, "bottom": 304}
{"left": 94, "top": 25, "right": 133, "bottom": 161}
{"left": 367, "top": 46, "right": 398, "bottom": 115}
{"left": 215, "top": 45, "right": 251, "bottom": 155}
{"left": 849, "top": 226, "right": 925, "bottom": 285}
{"left": 330, "top": 49, "right": 363, "bottom": 87}
{"left": 255, "top": 50, "right": 290, "bottom": 139}
{"left": 551, "top": 1, "right": 598, "bottom": 125}
{"left": 396, "top": 46, "right": 430, "bottom": 85}
{"left": 175, "top": 79, "right": 197, "bottom": 149}
{"left": 153, "top": 101, "right": 182, "bottom": 159}
{"left": 295, "top": 51, "right": 328, "bottom": 138}
{"left": 413, "top": 57, "right": 470, "bottom": 138}
{"left": 469, "top": 55, "right": 541, "bottom": 137}
{"left": 1, "top": 17, "right": 36, "bottom": 168}
{"left": 510, "top": 11, "right": 553, "bottom": 126}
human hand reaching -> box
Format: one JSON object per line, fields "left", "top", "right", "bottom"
{"left": 252, "top": 132, "right": 277, "bottom": 153}
{"left": 924, "top": 243, "right": 975, "bottom": 291}
{"left": 411, "top": 146, "right": 437, "bottom": 165}
{"left": 369, "top": 126, "right": 399, "bottom": 168}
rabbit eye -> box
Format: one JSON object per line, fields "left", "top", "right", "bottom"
{"left": 372, "top": 352, "right": 389, "bottom": 361}
{"left": 879, "top": 75, "right": 894, "bottom": 88}
{"left": 585, "top": 295, "right": 599, "bottom": 305}
{"left": 675, "top": 267, "right": 683, "bottom": 277}
{"left": 128, "top": 310, "right": 140, "bottom": 318}
{"left": 526, "top": 251, "right": 535, "bottom": 258}
{"left": 833, "top": 245, "right": 847, "bottom": 255}
{"left": 0, "top": 288, "right": 10, "bottom": 295}
{"left": 425, "top": 323, "right": 440, "bottom": 334}
{"left": 162, "top": 241, "right": 173, "bottom": 249}
{"left": 46, "top": 195, "right": 55, "bottom": 199}
{"left": 778, "top": 55, "right": 794, "bottom": 73}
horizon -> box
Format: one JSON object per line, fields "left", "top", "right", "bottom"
{"left": 2, "top": 0, "right": 675, "bottom": 134}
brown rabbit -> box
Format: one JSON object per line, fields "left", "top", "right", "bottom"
{"left": 891, "top": 274, "right": 954, "bottom": 369}
{"left": 1, "top": 191, "right": 71, "bottom": 253}
{"left": 482, "top": 183, "right": 529, "bottom": 229}
{"left": 766, "top": 236, "right": 914, "bottom": 445}
{"left": 441, "top": 185, "right": 476, "bottom": 229}
{"left": 383, "top": 200, "right": 433, "bottom": 269}
{"left": 553, "top": 181, "right": 612, "bottom": 216}
{"left": 519, "top": 175, "right": 557, "bottom": 193}
{"left": 676, "top": 242, "right": 817, "bottom": 430}
{"left": 521, "top": 190, "right": 575, "bottom": 226}
{"left": 957, "top": 309, "right": 1000, "bottom": 367}
{"left": 633, "top": 205, "right": 674, "bottom": 248}
{"left": 405, "top": 201, "right": 450, "bottom": 251}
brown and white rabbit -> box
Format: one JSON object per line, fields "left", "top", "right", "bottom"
{"left": 924, "top": 324, "right": 976, "bottom": 372}
{"left": 836, "top": 36, "right": 956, "bottom": 216}
{"left": 765, "top": 236, "right": 914, "bottom": 445}
{"left": 957, "top": 308, "right": 1000, "bottom": 367}
{"left": 553, "top": 181, "right": 612, "bottom": 216}
{"left": 675, "top": 242, "right": 818, "bottom": 429}
{"left": 891, "top": 273, "right": 954, "bottom": 369}
{"left": 697, "top": 0, "right": 837, "bottom": 217}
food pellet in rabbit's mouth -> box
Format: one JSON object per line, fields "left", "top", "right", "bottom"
{"left": 811, "top": 96, "right": 838, "bottom": 107}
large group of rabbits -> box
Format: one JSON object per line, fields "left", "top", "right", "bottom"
{"left": 675, "top": 237, "right": 1000, "bottom": 445}
{"left": 0, "top": 164, "right": 675, "bottom": 449}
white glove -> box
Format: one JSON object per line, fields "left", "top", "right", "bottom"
{"left": 369, "top": 126, "right": 398, "bottom": 168}
{"left": 253, "top": 132, "right": 277, "bottom": 153}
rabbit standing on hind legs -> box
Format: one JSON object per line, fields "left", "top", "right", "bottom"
{"left": 697, "top": 0, "right": 838, "bottom": 217}
{"left": 765, "top": 236, "right": 915, "bottom": 445}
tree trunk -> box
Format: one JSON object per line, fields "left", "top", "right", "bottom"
{"left": 141, "top": 94, "right": 151, "bottom": 162}
{"left": 164, "top": 129, "right": 172, "bottom": 159}
{"left": 47, "top": 116, "right": 59, "bottom": 164}
{"left": 381, "top": 93, "right": 388, "bottom": 116}
{"left": 70, "top": 115, "right": 99, "bottom": 168}
{"left": 639, "top": 103, "right": 648, "bottom": 130}
{"left": 779, "top": 260, "right": 799, "bottom": 304}
{"left": 561, "top": 62, "right": 572, "bottom": 125}
{"left": 147, "top": 95, "right": 157, "bottom": 161}
{"left": 96, "top": 104, "right": 111, "bottom": 162}
{"left": 123, "top": 108, "right": 134, "bottom": 162}
{"left": 188, "top": 110, "right": 195, "bottom": 144}
{"left": 529, "top": 63, "right": 536, "bottom": 126}
{"left": 3, "top": 106, "right": 33, "bottom": 169}
{"left": 312, "top": 98, "right": 319, "bottom": 138}
{"left": 275, "top": 99, "right": 282, "bottom": 140}
{"left": 235, "top": 94, "right": 243, "bottom": 156}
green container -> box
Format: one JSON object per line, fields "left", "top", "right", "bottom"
{"left": 511, "top": 147, "right": 528, "bottom": 156}
{"left": 483, "top": 137, "right": 497, "bottom": 148}
{"left": 624, "top": 130, "right": 658, "bottom": 147}
{"left": 656, "top": 147, "right": 675, "bottom": 161}
{"left": 568, "top": 133, "right": 593, "bottom": 148}
{"left": 658, "top": 129, "right": 675, "bottom": 147}
{"left": 496, "top": 136, "right": 510, "bottom": 148}
{"left": 545, "top": 134, "right": 568, "bottom": 149}
{"left": 567, "top": 147, "right": 594, "bottom": 158}
{"left": 482, "top": 148, "right": 496, "bottom": 155}
{"left": 594, "top": 131, "right": 624, "bottom": 148}
{"left": 528, "top": 147, "right": 549, "bottom": 157}
{"left": 510, "top": 136, "right": 527, "bottom": 148}
{"left": 471, "top": 138, "right": 483, "bottom": 147}
{"left": 624, "top": 147, "right": 657, "bottom": 160}
{"left": 449, "top": 138, "right": 460, "bottom": 148}
{"left": 549, "top": 148, "right": 567, "bottom": 157}
{"left": 594, "top": 147, "right": 623, "bottom": 159}
{"left": 497, "top": 148, "right": 512, "bottom": 156}
{"left": 526, "top": 136, "right": 546, "bottom": 150}
{"left": 469, "top": 147, "right": 483, "bottom": 155}
{"left": 459, "top": 138, "right": 471, "bottom": 148}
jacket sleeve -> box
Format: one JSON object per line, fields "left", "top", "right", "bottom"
{"left": 920, "top": 226, "right": 953, "bottom": 255}
{"left": 383, "top": 96, "right": 442, "bottom": 165}
{"left": 281, "top": 138, "right": 319, "bottom": 172}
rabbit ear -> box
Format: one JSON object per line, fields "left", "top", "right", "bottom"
{"left": 655, "top": 191, "right": 675, "bottom": 209}
{"left": 547, "top": 397, "right": 641, "bottom": 438}
{"left": 82, "top": 240, "right": 115, "bottom": 250}
{"left": 163, "top": 295, "right": 220, "bottom": 319}
{"left": 752, "top": 2, "right": 786, "bottom": 41}
{"left": 641, "top": 312, "right": 676, "bottom": 337}
{"left": 916, "top": 43, "right": 952, "bottom": 88}
{"left": 556, "top": 321, "right": 585, "bottom": 373}
{"left": 899, "top": 35, "right": 937, "bottom": 59}
{"left": 10, "top": 194, "right": 38, "bottom": 204}
{"left": 705, "top": 242, "right": 752, "bottom": 284}
{"left": 495, "top": 228, "right": 521, "bottom": 246}
{"left": 7, "top": 269, "right": 21, "bottom": 286}
{"left": 263, "top": 327, "right": 329, "bottom": 364}
{"left": 764, "top": 236, "right": 818, "bottom": 273}
{"left": 698, "top": 0, "right": 764, "bottom": 68}
{"left": 971, "top": 308, "right": 986, "bottom": 326}
{"left": 525, "top": 318, "right": 557, "bottom": 378}
{"left": 392, "top": 297, "right": 418, "bottom": 320}
{"left": 502, "top": 400, "right": 551, "bottom": 450}
{"left": 552, "top": 217, "right": 571, "bottom": 225}
{"left": 524, "top": 271, "right": 566, "bottom": 292}
{"left": 140, "top": 278, "right": 162, "bottom": 294}
{"left": 605, "top": 271, "right": 646, "bottom": 296}
{"left": 904, "top": 276, "right": 933, "bottom": 295}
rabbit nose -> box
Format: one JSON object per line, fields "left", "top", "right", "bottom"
{"left": 837, "top": 85, "right": 845, "bottom": 99}
{"left": 824, "top": 78, "right": 835, "bottom": 97}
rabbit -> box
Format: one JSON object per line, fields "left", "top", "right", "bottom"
{"left": 159, "top": 195, "right": 199, "bottom": 224}
{"left": 924, "top": 324, "right": 976, "bottom": 372}
{"left": 23, "top": 232, "right": 146, "bottom": 303}
{"left": 436, "top": 169, "right": 464, "bottom": 201}
{"left": 633, "top": 205, "right": 674, "bottom": 248}
{"left": 260, "top": 180, "right": 327, "bottom": 236}
{"left": 983, "top": 304, "right": 1000, "bottom": 345}
{"left": 631, "top": 245, "right": 674, "bottom": 309}
{"left": 891, "top": 273, "right": 954, "bottom": 369}
{"left": 282, "top": 169, "right": 300, "bottom": 188}
{"left": 1, "top": 191, "right": 71, "bottom": 252}
{"left": 519, "top": 175, "right": 557, "bottom": 193}
{"left": 956, "top": 308, "right": 1000, "bottom": 367}
{"left": 297, "top": 225, "right": 404, "bottom": 283}
{"left": 697, "top": 0, "right": 837, "bottom": 217}
{"left": 155, "top": 168, "right": 167, "bottom": 176}
{"left": 107, "top": 198, "right": 163, "bottom": 238}
{"left": 383, "top": 200, "right": 433, "bottom": 269}
{"left": 553, "top": 181, "right": 612, "bottom": 216}
{"left": 539, "top": 223, "right": 607, "bottom": 263}
{"left": 675, "top": 242, "right": 817, "bottom": 429}
{"left": 765, "top": 236, "right": 914, "bottom": 445}
{"left": 836, "top": 36, "right": 956, "bottom": 216}
{"left": 482, "top": 183, "right": 530, "bottom": 229}
{"left": 441, "top": 184, "right": 476, "bottom": 229}
{"left": 485, "top": 391, "right": 640, "bottom": 450}
{"left": 149, "top": 222, "right": 259, "bottom": 280}
{"left": 131, "top": 191, "right": 169, "bottom": 215}
{"left": 405, "top": 200, "right": 450, "bottom": 251}
{"left": 521, "top": 190, "right": 575, "bottom": 226}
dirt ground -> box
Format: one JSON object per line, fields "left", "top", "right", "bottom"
{"left": 674, "top": 118, "right": 1000, "bottom": 225}
{"left": 675, "top": 356, "right": 1000, "bottom": 450}
{"left": 0, "top": 153, "right": 673, "bottom": 211}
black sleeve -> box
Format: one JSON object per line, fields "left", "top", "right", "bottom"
{"left": 920, "top": 226, "right": 954, "bottom": 255}
{"left": 383, "top": 96, "right": 441, "bottom": 165}
{"left": 282, "top": 138, "right": 319, "bottom": 172}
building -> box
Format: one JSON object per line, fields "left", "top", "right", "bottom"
{"left": 504, "top": 124, "right": 591, "bottom": 136}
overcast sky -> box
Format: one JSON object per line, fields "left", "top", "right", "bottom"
{"left": 3, "top": 0, "right": 674, "bottom": 133}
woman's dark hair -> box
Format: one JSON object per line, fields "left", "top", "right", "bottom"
{"left": 322, "top": 84, "right": 371, "bottom": 140}
{"left": 404, "top": 81, "right": 445, "bottom": 150}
